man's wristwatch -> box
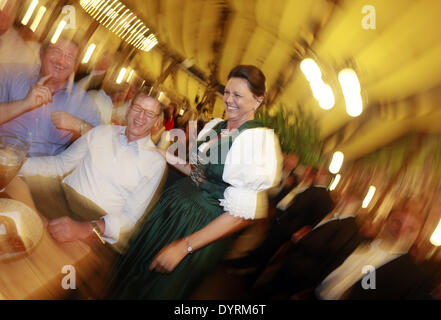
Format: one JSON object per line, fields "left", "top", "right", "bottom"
{"left": 91, "top": 220, "right": 106, "bottom": 244}
{"left": 184, "top": 237, "right": 193, "bottom": 254}
{"left": 79, "top": 120, "right": 88, "bottom": 136}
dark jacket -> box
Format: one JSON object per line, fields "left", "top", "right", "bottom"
{"left": 262, "top": 216, "right": 366, "bottom": 297}
{"left": 276, "top": 185, "right": 335, "bottom": 238}
{"left": 345, "top": 253, "right": 441, "bottom": 300}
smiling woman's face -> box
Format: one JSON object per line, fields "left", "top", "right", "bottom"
{"left": 223, "top": 77, "right": 262, "bottom": 125}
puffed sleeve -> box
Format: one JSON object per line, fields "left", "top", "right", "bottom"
{"left": 219, "top": 128, "right": 283, "bottom": 220}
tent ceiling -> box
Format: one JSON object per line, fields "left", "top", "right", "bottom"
{"left": 121, "top": 0, "right": 441, "bottom": 161}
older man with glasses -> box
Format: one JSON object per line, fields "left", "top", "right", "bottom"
{"left": 15, "top": 92, "right": 166, "bottom": 253}
{"left": 0, "top": 37, "right": 102, "bottom": 156}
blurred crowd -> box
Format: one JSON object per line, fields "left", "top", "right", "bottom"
{"left": 1, "top": 0, "right": 441, "bottom": 301}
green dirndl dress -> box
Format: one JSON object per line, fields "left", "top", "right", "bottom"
{"left": 110, "top": 119, "right": 264, "bottom": 299}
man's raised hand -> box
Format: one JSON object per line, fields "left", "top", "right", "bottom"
{"left": 24, "top": 75, "right": 53, "bottom": 110}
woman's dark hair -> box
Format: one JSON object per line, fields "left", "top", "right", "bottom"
{"left": 228, "top": 65, "right": 266, "bottom": 98}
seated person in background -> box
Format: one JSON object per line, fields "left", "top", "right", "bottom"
{"left": 267, "top": 153, "right": 300, "bottom": 207}
{"left": 76, "top": 54, "right": 116, "bottom": 125}
{"left": 86, "top": 81, "right": 133, "bottom": 126}
{"left": 0, "top": 0, "right": 40, "bottom": 66}
{"left": 254, "top": 189, "right": 372, "bottom": 299}
{"left": 17, "top": 93, "right": 165, "bottom": 250}
{"left": 226, "top": 166, "right": 334, "bottom": 279}
{"left": 111, "top": 84, "right": 139, "bottom": 125}
{"left": 76, "top": 53, "right": 113, "bottom": 92}
{"left": 163, "top": 102, "right": 176, "bottom": 131}
{"left": 0, "top": 36, "right": 102, "bottom": 157}
{"left": 315, "top": 198, "right": 435, "bottom": 300}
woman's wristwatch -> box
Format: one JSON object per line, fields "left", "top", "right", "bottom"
{"left": 184, "top": 237, "right": 193, "bottom": 254}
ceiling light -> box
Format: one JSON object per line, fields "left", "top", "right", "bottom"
{"left": 80, "top": 0, "right": 158, "bottom": 52}
{"left": 329, "top": 174, "right": 341, "bottom": 191}
{"left": 29, "top": 5, "right": 46, "bottom": 32}
{"left": 362, "top": 186, "right": 376, "bottom": 208}
{"left": 430, "top": 219, "right": 441, "bottom": 246}
{"left": 300, "top": 58, "right": 322, "bottom": 82}
{"left": 126, "top": 68, "right": 135, "bottom": 82}
{"left": 22, "top": 0, "right": 39, "bottom": 26}
{"left": 338, "top": 68, "right": 363, "bottom": 117}
{"left": 301, "top": 58, "right": 335, "bottom": 110}
{"left": 313, "top": 82, "right": 335, "bottom": 110}
{"left": 82, "top": 43, "right": 96, "bottom": 64}
{"left": 329, "top": 151, "right": 344, "bottom": 174}
{"left": 50, "top": 19, "right": 67, "bottom": 44}
{"left": 116, "top": 67, "right": 126, "bottom": 84}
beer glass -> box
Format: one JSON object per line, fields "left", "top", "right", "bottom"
{"left": 0, "top": 136, "right": 30, "bottom": 192}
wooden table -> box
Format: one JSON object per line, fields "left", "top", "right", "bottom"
{"left": 0, "top": 179, "right": 93, "bottom": 300}
{"left": 0, "top": 229, "right": 92, "bottom": 299}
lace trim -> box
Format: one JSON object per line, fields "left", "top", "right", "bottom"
{"left": 219, "top": 198, "right": 255, "bottom": 220}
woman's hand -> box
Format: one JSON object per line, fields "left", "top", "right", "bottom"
{"left": 149, "top": 239, "right": 188, "bottom": 273}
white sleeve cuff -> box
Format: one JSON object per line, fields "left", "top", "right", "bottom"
{"left": 101, "top": 215, "right": 119, "bottom": 244}
{"left": 219, "top": 186, "right": 269, "bottom": 220}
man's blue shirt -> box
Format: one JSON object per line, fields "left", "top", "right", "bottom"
{"left": 0, "top": 64, "right": 102, "bottom": 156}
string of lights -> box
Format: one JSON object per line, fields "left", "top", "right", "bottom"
{"left": 79, "top": 0, "right": 158, "bottom": 52}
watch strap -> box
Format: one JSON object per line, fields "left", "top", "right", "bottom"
{"left": 91, "top": 220, "right": 106, "bottom": 244}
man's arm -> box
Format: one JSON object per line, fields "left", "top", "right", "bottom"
{"left": 0, "top": 75, "right": 52, "bottom": 124}
{"left": 47, "top": 216, "right": 105, "bottom": 243}
{"left": 50, "top": 85, "right": 103, "bottom": 139}
{"left": 50, "top": 111, "right": 93, "bottom": 137}
{"left": 20, "top": 127, "right": 91, "bottom": 177}
{"left": 47, "top": 156, "right": 167, "bottom": 244}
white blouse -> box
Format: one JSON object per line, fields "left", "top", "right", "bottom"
{"left": 199, "top": 118, "right": 283, "bottom": 220}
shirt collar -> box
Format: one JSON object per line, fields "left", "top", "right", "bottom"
{"left": 118, "top": 126, "right": 153, "bottom": 153}
{"left": 333, "top": 211, "right": 356, "bottom": 220}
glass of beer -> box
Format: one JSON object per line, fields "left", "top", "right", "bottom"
{"left": 0, "top": 136, "right": 30, "bottom": 192}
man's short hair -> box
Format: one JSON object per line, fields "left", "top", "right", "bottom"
{"left": 41, "top": 35, "right": 80, "bottom": 54}
{"left": 133, "top": 91, "right": 163, "bottom": 115}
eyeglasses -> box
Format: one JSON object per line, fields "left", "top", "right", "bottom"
{"left": 130, "top": 105, "right": 159, "bottom": 119}
{"left": 47, "top": 46, "right": 76, "bottom": 65}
